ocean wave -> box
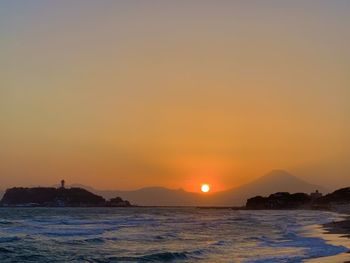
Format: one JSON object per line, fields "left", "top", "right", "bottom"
{"left": 0, "top": 208, "right": 347, "bottom": 262}
{"left": 0, "top": 247, "right": 14, "bottom": 253}
{"left": 74, "top": 247, "right": 208, "bottom": 262}
{"left": 0, "top": 237, "right": 21, "bottom": 243}
{"left": 44, "top": 229, "right": 107, "bottom": 237}
{"left": 100, "top": 252, "right": 190, "bottom": 262}
{"left": 250, "top": 225, "right": 348, "bottom": 262}
{"left": 54, "top": 237, "right": 106, "bottom": 245}
{"left": 0, "top": 220, "right": 14, "bottom": 225}
{"left": 140, "top": 251, "right": 189, "bottom": 262}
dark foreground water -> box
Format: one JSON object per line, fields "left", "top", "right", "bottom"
{"left": 0, "top": 208, "right": 347, "bottom": 262}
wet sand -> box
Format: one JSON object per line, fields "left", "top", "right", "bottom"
{"left": 302, "top": 214, "right": 350, "bottom": 263}
{"left": 306, "top": 252, "right": 350, "bottom": 263}
{"left": 323, "top": 217, "right": 350, "bottom": 238}
{"left": 321, "top": 217, "right": 350, "bottom": 263}
{"left": 306, "top": 205, "right": 350, "bottom": 262}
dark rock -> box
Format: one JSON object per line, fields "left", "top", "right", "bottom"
{"left": 0, "top": 187, "right": 132, "bottom": 207}
{"left": 246, "top": 192, "right": 311, "bottom": 209}
{"left": 107, "top": 197, "right": 132, "bottom": 207}
{"left": 315, "top": 187, "right": 350, "bottom": 205}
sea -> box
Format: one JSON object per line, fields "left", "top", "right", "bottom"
{"left": 0, "top": 207, "right": 348, "bottom": 263}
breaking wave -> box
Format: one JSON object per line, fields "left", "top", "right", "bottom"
{"left": 0, "top": 207, "right": 347, "bottom": 262}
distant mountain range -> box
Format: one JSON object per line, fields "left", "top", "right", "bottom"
{"left": 0, "top": 170, "right": 328, "bottom": 206}
{"left": 67, "top": 170, "right": 328, "bottom": 206}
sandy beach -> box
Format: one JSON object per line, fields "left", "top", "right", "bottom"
{"left": 307, "top": 212, "right": 350, "bottom": 263}
{"left": 324, "top": 218, "right": 350, "bottom": 238}
{"left": 322, "top": 217, "right": 350, "bottom": 262}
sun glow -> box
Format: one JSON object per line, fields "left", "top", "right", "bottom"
{"left": 201, "top": 184, "right": 210, "bottom": 193}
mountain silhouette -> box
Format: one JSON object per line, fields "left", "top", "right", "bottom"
{"left": 207, "top": 170, "right": 328, "bottom": 206}
{"left": 68, "top": 185, "right": 200, "bottom": 206}
{"left": 68, "top": 170, "right": 328, "bottom": 206}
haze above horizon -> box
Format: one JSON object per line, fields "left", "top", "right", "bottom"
{"left": 1, "top": 1, "right": 349, "bottom": 192}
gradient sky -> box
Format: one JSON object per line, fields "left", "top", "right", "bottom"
{"left": 1, "top": 1, "right": 349, "bottom": 192}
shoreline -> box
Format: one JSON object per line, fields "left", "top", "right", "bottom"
{"left": 321, "top": 216, "right": 350, "bottom": 263}
{"left": 323, "top": 217, "right": 350, "bottom": 238}
{"left": 305, "top": 212, "right": 350, "bottom": 263}
{"left": 2, "top": 206, "right": 350, "bottom": 261}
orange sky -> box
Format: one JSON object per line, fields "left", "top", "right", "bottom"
{"left": 1, "top": 1, "right": 349, "bottom": 192}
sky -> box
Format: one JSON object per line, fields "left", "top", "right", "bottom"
{"left": 1, "top": 1, "right": 349, "bottom": 192}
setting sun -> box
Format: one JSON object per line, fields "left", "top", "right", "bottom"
{"left": 201, "top": 184, "right": 210, "bottom": 193}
